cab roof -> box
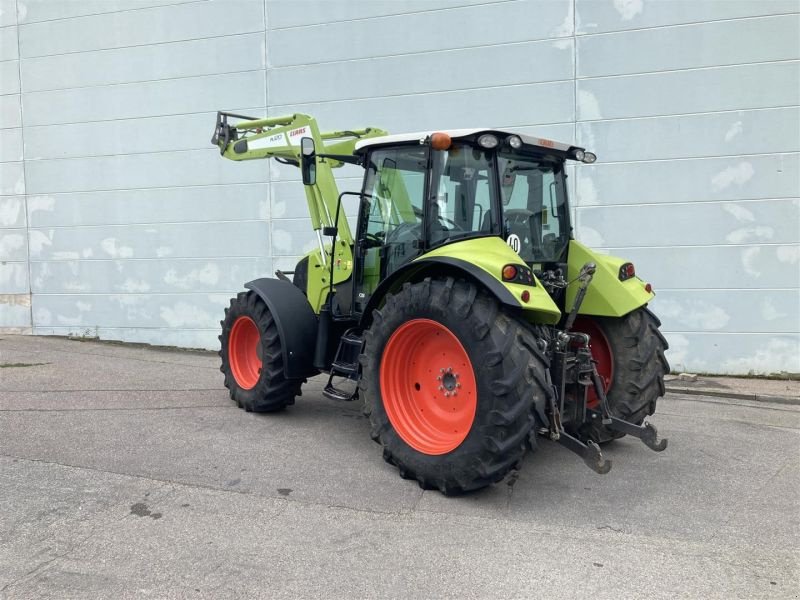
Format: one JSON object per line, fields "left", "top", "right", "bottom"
{"left": 353, "top": 128, "right": 573, "bottom": 154}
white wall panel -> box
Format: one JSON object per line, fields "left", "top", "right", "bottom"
{"left": 268, "top": 39, "right": 574, "bottom": 105}
{"left": 578, "top": 61, "right": 800, "bottom": 121}
{"left": 663, "top": 333, "right": 800, "bottom": 375}
{"left": 268, "top": 0, "right": 573, "bottom": 67}
{"left": 655, "top": 290, "right": 800, "bottom": 335}
{"left": 0, "top": 93, "right": 21, "bottom": 128}
{"left": 20, "top": 0, "right": 202, "bottom": 24}
{"left": 0, "top": 195, "right": 25, "bottom": 227}
{"left": 272, "top": 81, "right": 575, "bottom": 133}
{"left": 578, "top": 14, "right": 800, "bottom": 77}
{"left": 576, "top": 199, "right": 799, "bottom": 248}
{"left": 0, "top": 0, "right": 16, "bottom": 27}
{"left": 267, "top": 0, "right": 492, "bottom": 29}
{"left": 25, "top": 150, "right": 269, "bottom": 194}
{"left": 576, "top": 0, "right": 800, "bottom": 34}
{"left": 0, "top": 161, "right": 24, "bottom": 195}
{"left": 603, "top": 245, "right": 800, "bottom": 290}
{"left": 22, "top": 70, "right": 266, "bottom": 126}
{"left": 30, "top": 257, "right": 272, "bottom": 294}
{"left": 578, "top": 108, "right": 800, "bottom": 163}
{"left": 27, "top": 221, "right": 271, "bottom": 261}
{"left": 18, "top": 0, "right": 264, "bottom": 57}
{"left": 21, "top": 33, "right": 266, "bottom": 92}
{"left": 0, "top": 23, "right": 18, "bottom": 59}
{"left": 574, "top": 154, "right": 800, "bottom": 207}
{"left": 0, "top": 262, "right": 28, "bottom": 293}
{"left": 0, "top": 126, "right": 21, "bottom": 161}
{"left": 27, "top": 184, "right": 270, "bottom": 227}
{"left": 0, "top": 226, "right": 26, "bottom": 260}
{"left": 0, "top": 59, "right": 19, "bottom": 94}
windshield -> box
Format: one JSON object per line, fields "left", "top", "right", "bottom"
{"left": 497, "top": 154, "right": 569, "bottom": 264}
{"left": 427, "top": 144, "right": 500, "bottom": 246}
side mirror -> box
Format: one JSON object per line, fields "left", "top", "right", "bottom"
{"left": 300, "top": 137, "right": 316, "bottom": 186}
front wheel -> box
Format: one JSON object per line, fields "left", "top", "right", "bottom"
{"left": 574, "top": 307, "right": 669, "bottom": 443}
{"left": 219, "top": 290, "right": 302, "bottom": 412}
{"left": 359, "top": 278, "right": 551, "bottom": 495}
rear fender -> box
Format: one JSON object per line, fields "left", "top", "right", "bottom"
{"left": 359, "top": 256, "right": 560, "bottom": 328}
{"left": 566, "top": 240, "right": 655, "bottom": 317}
{"left": 244, "top": 278, "right": 318, "bottom": 379}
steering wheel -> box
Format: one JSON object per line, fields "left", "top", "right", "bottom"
{"left": 504, "top": 208, "right": 535, "bottom": 226}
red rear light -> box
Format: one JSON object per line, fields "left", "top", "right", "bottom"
{"left": 645, "top": 283, "right": 653, "bottom": 294}
{"left": 521, "top": 290, "right": 530, "bottom": 303}
{"left": 619, "top": 262, "right": 636, "bottom": 281}
{"left": 502, "top": 265, "right": 518, "bottom": 281}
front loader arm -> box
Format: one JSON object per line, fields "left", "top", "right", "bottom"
{"left": 211, "top": 111, "right": 387, "bottom": 245}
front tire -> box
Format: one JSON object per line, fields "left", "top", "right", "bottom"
{"left": 219, "top": 290, "right": 302, "bottom": 412}
{"left": 574, "top": 307, "right": 669, "bottom": 443}
{"left": 359, "top": 278, "right": 550, "bottom": 495}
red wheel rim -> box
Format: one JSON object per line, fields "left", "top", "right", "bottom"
{"left": 379, "top": 319, "right": 477, "bottom": 455}
{"left": 229, "top": 316, "right": 262, "bottom": 390}
{"left": 573, "top": 317, "right": 614, "bottom": 408}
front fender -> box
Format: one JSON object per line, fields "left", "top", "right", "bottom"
{"left": 245, "top": 278, "right": 318, "bottom": 379}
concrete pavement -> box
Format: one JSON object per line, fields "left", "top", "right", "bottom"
{"left": 1, "top": 335, "right": 798, "bottom": 599}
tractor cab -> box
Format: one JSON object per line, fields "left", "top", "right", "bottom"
{"left": 349, "top": 129, "right": 596, "bottom": 313}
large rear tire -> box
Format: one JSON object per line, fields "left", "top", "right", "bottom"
{"left": 574, "top": 307, "right": 669, "bottom": 443}
{"left": 219, "top": 290, "right": 302, "bottom": 412}
{"left": 360, "top": 278, "right": 550, "bottom": 495}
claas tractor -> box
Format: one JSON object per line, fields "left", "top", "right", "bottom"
{"left": 211, "top": 112, "right": 670, "bottom": 494}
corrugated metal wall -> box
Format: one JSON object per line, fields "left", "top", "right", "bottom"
{"left": 1, "top": 0, "right": 798, "bottom": 374}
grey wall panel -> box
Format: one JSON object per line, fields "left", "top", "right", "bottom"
{"left": 0, "top": 0, "right": 16, "bottom": 27}
{"left": 30, "top": 257, "right": 272, "bottom": 294}
{"left": 18, "top": 0, "right": 264, "bottom": 58}
{"left": 578, "top": 61, "right": 800, "bottom": 121}
{"left": 0, "top": 293, "right": 31, "bottom": 330}
{"left": 22, "top": 33, "right": 266, "bottom": 92}
{"left": 267, "top": 0, "right": 492, "bottom": 29}
{"left": 0, "top": 226, "right": 26, "bottom": 260}
{"left": 578, "top": 108, "right": 800, "bottom": 163}
{"left": 601, "top": 245, "right": 800, "bottom": 290}
{"left": 24, "top": 108, "right": 262, "bottom": 159}
{"left": 272, "top": 81, "right": 575, "bottom": 133}
{"left": 576, "top": 0, "right": 800, "bottom": 35}
{"left": 27, "top": 184, "right": 270, "bottom": 227}
{"left": 31, "top": 292, "right": 231, "bottom": 329}
{"left": 0, "top": 59, "right": 19, "bottom": 94}
{"left": 268, "top": 39, "right": 574, "bottom": 105}
{"left": 22, "top": 70, "right": 266, "bottom": 126}
{"left": 0, "top": 126, "right": 21, "bottom": 161}
{"left": 576, "top": 198, "right": 799, "bottom": 248}
{"left": 20, "top": 0, "right": 203, "bottom": 24}
{"left": 271, "top": 178, "right": 361, "bottom": 219}
{"left": 578, "top": 14, "right": 800, "bottom": 77}
{"left": 268, "top": 0, "right": 573, "bottom": 67}
{"left": 0, "top": 93, "right": 21, "bottom": 128}
{"left": 25, "top": 150, "right": 269, "bottom": 194}
{"left": 271, "top": 218, "right": 319, "bottom": 256}
{"left": 28, "top": 221, "right": 271, "bottom": 261}
{"left": 662, "top": 332, "right": 800, "bottom": 375}
{"left": 0, "top": 195, "right": 25, "bottom": 226}
{"left": 0, "top": 23, "right": 18, "bottom": 59}
{"left": 573, "top": 154, "right": 800, "bottom": 207}
{"left": 0, "top": 161, "right": 24, "bottom": 195}
{"left": 0, "top": 262, "right": 28, "bottom": 293}
{"left": 655, "top": 289, "right": 800, "bottom": 335}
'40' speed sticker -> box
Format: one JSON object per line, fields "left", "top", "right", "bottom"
{"left": 506, "top": 233, "right": 521, "bottom": 253}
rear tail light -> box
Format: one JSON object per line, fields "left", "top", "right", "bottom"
{"left": 502, "top": 264, "right": 536, "bottom": 285}
{"left": 645, "top": 283, "right": 653, "bottom": 294}
{"left": 502, "top": 265, "right": 518, "bottom": 281}
{"left": 619, "top": 263, "right": 636, "bottom": 281}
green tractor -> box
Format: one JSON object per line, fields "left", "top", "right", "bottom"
{"left": 211, "top": 112, "right": 669, "bottom": 494}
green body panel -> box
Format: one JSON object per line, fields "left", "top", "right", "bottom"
{"left": 301, "top": 242, "right": 354, "bottom": 314}
{"left": 420, "top": 237, "right": 562, "bottom": 324}
{"left": 566, "top": 240, "right": 654, "bottom": 317}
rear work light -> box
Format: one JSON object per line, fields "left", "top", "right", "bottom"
{"left": 619, "top": 262, "right": 636, "bottom": 281}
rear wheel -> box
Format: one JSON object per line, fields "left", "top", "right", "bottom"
{"left": 219, "top": 290, "right": 302, "bottom": 412}
{"left": 360, "top": 278, "right": 550, "bottom": 495}
{"left": 574, "top": 307, "right": 669, "bottom": 443}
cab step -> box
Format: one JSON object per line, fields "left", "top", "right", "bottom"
{"left": 322, "top": 330, "right": 363, "bottom": 402}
